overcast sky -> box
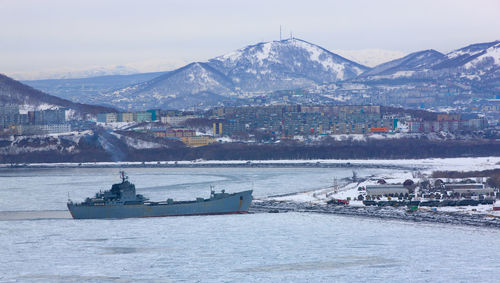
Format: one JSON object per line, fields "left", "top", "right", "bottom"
{"left": 1, "top": 0, "right": 499, "bottom": 79}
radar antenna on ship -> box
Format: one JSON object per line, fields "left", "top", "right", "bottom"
{"left": 120, "top": 170, "right": 128, "bottom": 183}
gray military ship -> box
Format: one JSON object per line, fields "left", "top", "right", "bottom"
{"left": 67, "top": 171, "right": 253, "bottom": 219}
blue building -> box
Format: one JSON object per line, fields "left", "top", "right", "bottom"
{"left": 33, "top": 109, "right": 66, "bottom": 125}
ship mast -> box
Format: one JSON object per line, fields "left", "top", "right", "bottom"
{"left": 120, "top": 170, "right": 127, "bottom": 183}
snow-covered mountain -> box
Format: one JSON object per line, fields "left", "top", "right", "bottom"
{"left": 103, "top": 38, "right": 369, "bottom": 109}
{"left": 209, "top": 38, "right": 368, "bottom": 91}
{"left": 362, "top": 41, "right": 499, "bottom": 81}
{"left": 18, "top": 39, "right": 499, "bottom": 111}
{"left": 432, "top": 40, "right": 500, "bottom": 82}
{"left": 434, "top": 41, "right": 500, "bottom": 70}
{"left": 359, "top": 50, "right": 445, "bottom": 78}
{"left": 103, "top": 62, "right": 235, "bottom": 109}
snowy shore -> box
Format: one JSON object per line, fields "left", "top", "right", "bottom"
{"left": 252, "top": 157, "right": 500, "bottom": 228}
{"left": 251, "top": 200, "right": 500, "bottom": 228}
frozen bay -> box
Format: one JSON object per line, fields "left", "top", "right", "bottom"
{"left": 0, "top": 167, "right": 499, "bottom": 282}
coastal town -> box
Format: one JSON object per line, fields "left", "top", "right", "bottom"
{"left": 0, "top": 104, "right": 496, "bottom": 148}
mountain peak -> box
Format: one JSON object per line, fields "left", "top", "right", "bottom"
{"left": 209, "top": 37, "right": 369, "bottom": 91}
{"left": 214, "top": 37, "right": 368, "bottom": 72}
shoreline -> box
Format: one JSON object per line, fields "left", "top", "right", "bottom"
{"left": 1, "top": 202, "right": 499, "bottom": 229}
{"left": 2, "top": 205, "right": 499, "bottom": 229}
{"left": 251, "top": 200, "right": 500, "bottom": 229}
{"left": 0, "top": 162, "right": 411, "bottom": 170}
{"left": 1, "top": 156, "right": 499, "bottom": 171}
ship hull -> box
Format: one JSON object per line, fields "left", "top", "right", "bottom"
{"left": 67, "top": 190, "right": 252, "bottom": 219}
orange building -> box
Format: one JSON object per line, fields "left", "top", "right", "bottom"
{"left": 370, "top": 127, "right": 389, "bottom": 133}
{"left": 181, "top": 136, "right": 215, "bottom": 147}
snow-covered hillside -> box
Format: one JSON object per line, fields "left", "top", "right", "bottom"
{"left": 103, "top": 62, "right": 235, "bottom": 109}
{"left": 435, "top": 41, "right": 500, "bottom": 70}
{"left": 209, "top": 38, "right": 368, "bottom": 91}
{"left": 463, "top": 41, "right": 500, "bottom": 68}
{"left": 103, "top": 38, "right": 369, "bottom": 109}
{"left": 356, "top": 40, "right": 500, "bottom": 83}
{"left": 359, "top": 49, "right": 445, "bottom": 78}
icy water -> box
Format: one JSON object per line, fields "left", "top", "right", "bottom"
{"left": 0, "top": 167, "right": 380, "bottom": 211}
{"left": 1, "top": 167, "right": 499, "bottom": 282}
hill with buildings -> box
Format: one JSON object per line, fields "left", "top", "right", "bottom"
{"left": 2, "top": 131, "right": 499, "bottom": 164}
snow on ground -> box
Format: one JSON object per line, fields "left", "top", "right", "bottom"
{"left": 327, "top": 133, "right": 411, "bottom": 141}
{"left": 435, "top": 204, "right": 500, "bottom": 216}
{"left": 110, "top": 132, "right": 165, "bottom": 149}
{"left": 272, "top": 192, "right": 319, "bottom": 203}
{"left": 265, "top": 157, "right": 500, "bottom": 216}
{"left": 370, "top": 70, "right": 415, "bottom": 80}
{"left": 97, "top": 122, "right": 139, "bottom": 130}
{"left": 46, "top": 130, "right": 92, "bottom": 139}
{"left": 464, "top": 42, "right": 500, "bottom": 69}
{"left": 0, "top": 131, "right": 94, "bottom": 155}
{"left": 269, "top": 170, "right": 415, "bottom": 205}
{"left": 18, "top": 103, "right": 59, "bottom": 113}
{"left": 216, "top": 136, "right": 236, "bottom": 143}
